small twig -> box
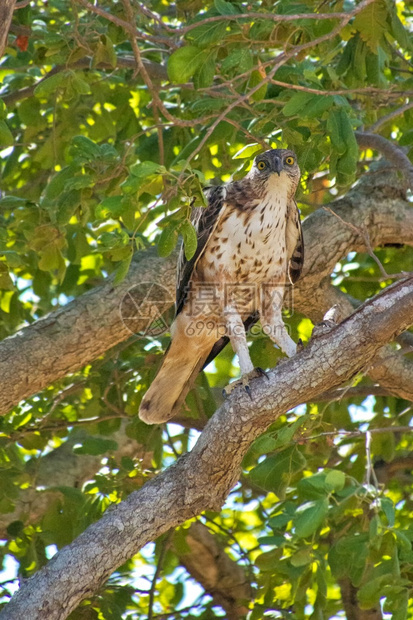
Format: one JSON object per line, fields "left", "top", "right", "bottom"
{"left": 323, "top": 207, "right": 389, "bottom": 278}
{"left": 164, "top": 426, "right": 180, "bottom": 458}
{"left": 270, "top": 78, "right": 403, "bottom": 98}
{"left": 177, "top": 6, "right": 376, "bottom": 35}
{"left": 222, "top": 117, "right": 268, "bottom": 149}
{"left": 147, "top": 531, "right": 173, "bottom": 620}
{"left": 305, "top": 425, "right": 413, "bottom": 442}
{"left": 75, "top": 0, "right": 171, "bottom": 46}
{"left": 369, "top": 101, "right": 413, "bottom": 132}
{"left": 14, "top": 1, "right": 32, "bottom": 9}
{"left": 364, "top": 431, "right": 380, "bottom": 489}
{"left": 341, "top": 272, "right": 411, "bottom": 282}
{"left": 314, "top": 384, "right": 393, "bottom": 402}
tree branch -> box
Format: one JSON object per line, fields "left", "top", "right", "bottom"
{"left": 1, "top": 167, "right": 412, "bottom": 415}
{"left": 368, "top": 101, "right": 413, "bottom": 132}
{"left": 0, "top": 0, "right": 16, "bottom": 60}
{"left": 355, "top": 131, "right": 413, "bottom": 191}
{"left": 178, "top": 522, "right": 252, "bottom": 619}
{"left": 1, "top": 276, "right": 412, "bottom": 620}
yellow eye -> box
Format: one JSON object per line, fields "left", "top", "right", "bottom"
{"left": 285, "top": 156, "right": 295, "bottom": 165}
{"left": 257, "top": 161, "right": 266, "bottom": 170}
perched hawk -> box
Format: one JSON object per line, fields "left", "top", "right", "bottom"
{"left": 139, "top": 148, "right": 304, "bottom": 424}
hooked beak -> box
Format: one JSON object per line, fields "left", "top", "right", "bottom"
{"left": 272, "top": 158, "right": 283, "bottom": 176}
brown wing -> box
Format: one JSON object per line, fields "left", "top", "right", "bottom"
{"left": 176, "top": 185, "right": 225, "bottom": 316}
{"left": 286, "top": 199, "right": 304, "bottom": 284}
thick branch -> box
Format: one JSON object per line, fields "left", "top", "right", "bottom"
{"left": 0, "top": 250, "right": 175, "bottom": 415}
{"left": 355, "top": 131, "right": 413, "bottom": 191}
{"left": 368, "top": 347, "right": 413, "bottom": 401}
{"left": 1, "top": 277, "right": 412, "bottom": 620}
{"left": 179, "top": 522, "right": 252, "bottom": 619}
{"left": 0, "top": 168, "right": 412, "bottom": 415}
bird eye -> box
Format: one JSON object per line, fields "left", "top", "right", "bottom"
{"left": 285, "top": 156, "right": 295, "bottom": 165}
{"left": 257, "top": 161, "right": 266, "bottom": 170}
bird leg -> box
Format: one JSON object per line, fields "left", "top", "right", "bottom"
{"left": 261, "top": 304, "right": 297, "bottom": 358}
{"left": 222, "top": 306, "right": 268, "bottom": 397}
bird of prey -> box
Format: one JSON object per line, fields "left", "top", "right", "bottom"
{"left": 139, "top": 148, "right": 304, "bottom": 424}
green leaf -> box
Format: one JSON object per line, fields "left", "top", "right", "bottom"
{"left": 34, "top": 71, "right": 70, "bottom": 97}
{"left": 186, "top": 22, "right": 227, "bottom": 47}
{"left": 158, "top": 225, "right": 179, "bottom": 257}
{"left": 358, "top": 575, "right": 388, "bottom": 608}
{"left": 298, "top": 473, "right": 329, "bottom": 500}
{"left": 64, "top": 174, "right": 93, "bottom": 191}
{"left": 255, "top": 548, "right": 283, "bottom": 571}
{"left": 180, "top": 220, "right": 198, "bottom": 260}
{"left": 194, "top": 51, "right": 217, "bottom": 89}
{"left": 214, "top": 0, "right": 239, "bottom": 15}
{"left": 41, "top": 165, "right": 78, "bottom": 205}
{"left": 71, "top": 135, "right": 101, "bottom": 161}
{"left": 56, "top": 189, "right": 81, "bottom": 225}
{"left": 248, "top": 69, "right": 267, "bottom": 102}
{"left": 290, "top": 547, "right": 312, "bottom": 567}
{"left": 294, "top": 499, "right": 329, "bottom": 538}
{"left": 354, "top": 0, "right": 388, "bottom": 52}
{"left": 328, "top": 534, "right": 369, "bottom": 584}
{"left": 168, "top": 46, "right": 205, "bottom": 83}
{"left": 327, "top": 108, "right": 347, "bottom": 155}
{"left": 380, "top": 497, "right": 395, "bottom": 527}
{"left": 273, "top": 417, "right": 307, "bottom": 449}
{"left": 99, "top": 230, "right": 129, "bottom": 250}
{"left": 324, "top": 470, "right": 345, "bottom": 492}
{"left": 304, "top": 94, "right": 334, "bottom": 119}
{"left": 113, "top": 248, "right": 133, "bottom": 285}
{"left": 191, "top": 98, "right": 227, "bottom": 114}
{"left": 383, "top": 588, "right": 409, "bottom": 620}
{"left": 0, "top": 263, "right": 14, "bottom": 291}
{"left": 233, "top": 143, "right": 262, "bottom": 159}
{"left": 243, "top": 434, "right": 278, "bottom": 468}
{"left": 249, "top": 446, "right": 306, "bottom": 497}
{"left": 73, "top": 437, "right": 118, "bottom": 455}
{"left": 70, "top": 73, "right": 92, "bottom": 95}
{"left": 282, "top": 91, "right": 314, "bottom": 116}
{"left": 129, "top": 161, "right": 165, "bottom": 181}
{"left": 389, "top": 9, "right": 413, "bottom": 52}
{"left": 221, "top": 48, "right": 253, "bottom": 74}
{"left": 0, "top": 120, "right": 14, "bottom": 147}
{"left": 96, "top": 196, "right": 124, "bottom": 219}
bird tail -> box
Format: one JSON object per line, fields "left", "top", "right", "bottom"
{"left": 139, "top": 319, "right": 216, "bottom": 424}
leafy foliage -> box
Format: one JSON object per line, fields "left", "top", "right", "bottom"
{"left": 0, "top": 0, "right": 412, "bottom": 618}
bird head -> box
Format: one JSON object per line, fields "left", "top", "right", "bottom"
{"left": 249, "top": 148, "right": 300, "bottom": 195}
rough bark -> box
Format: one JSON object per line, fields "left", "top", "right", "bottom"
{"left": 1, "top": 276, "right": 412, "bottom": 620}
{"left": 0, "top": 167, "right": 412, "bottom": 416}
{"left": 0, "top": 250, "right": 176, "bottom": 415}
{"left": 0, "top": 0, "right": 16, "bottom": 60}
